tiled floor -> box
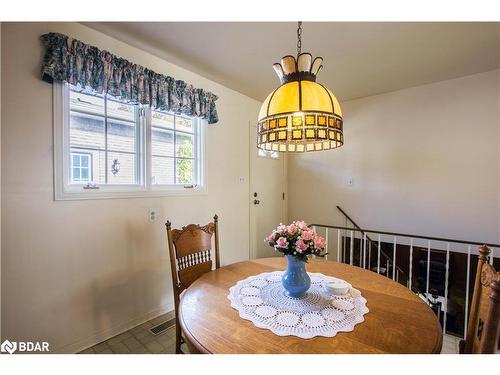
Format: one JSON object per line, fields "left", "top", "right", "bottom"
{"left": 440, "top": 334, "right": 460, "bottom": 354}
{"left": 80, "top": 310, "right": 460, "bottom": 354}
{"left": 79, "top": 311, "right": 187, "bottom": 354}
{"left": 439, "top": 334, "right": 500, "bottom": 354}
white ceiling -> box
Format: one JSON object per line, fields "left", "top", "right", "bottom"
{"left": 83, "top": 22, "right": 500, "bottom": 102}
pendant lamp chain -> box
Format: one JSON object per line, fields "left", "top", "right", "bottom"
{"left": 296, "top": 21, "right": 302, "bottom": 56}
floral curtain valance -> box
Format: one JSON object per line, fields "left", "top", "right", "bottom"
{"left": 40, "top": 32, "right": 219, "bottom": 124}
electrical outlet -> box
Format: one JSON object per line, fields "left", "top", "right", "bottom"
{"left": 149, "top": 208, "right": 157, "bottom": 222}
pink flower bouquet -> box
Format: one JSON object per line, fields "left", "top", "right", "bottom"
{"left": 265, "top": 220, "right": 327, "bottom": 262}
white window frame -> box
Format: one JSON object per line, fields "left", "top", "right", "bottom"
{"left": 70, "top": 152, "right": 92, "bottom": 183}
{"left": 147, "top": 108, "right": 205, "bottom": 193}
{"left": 54, "top": 82, "right": 207, "bottom": 200}
{"left": 258, "top": 148, "right": 280, "bottom": 159}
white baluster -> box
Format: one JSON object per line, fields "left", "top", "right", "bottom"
{"left": 377, "top": 234, "right": 381, "bottom": 274}
{"left": 363, "top": 233, "right": 367, "bottom": 268}
{"left": 443, "top": 243, "right": 450, "bottom": 335}
{"left": 337, "top": 229, "right": 341, "bottom": 263}
{"left": 392, "top": 236, "right": 397, "bottom": 280}
{"left": 342, "top": 229, "right": 346, "bottom": 263}
{"left": 409, "top": 238, "right": 413, "bottom": 291}
{"left": 426, "top": 240, "right": 431, "bottom": 300}
{"left": 350, "top": 231, "right": 354, "bottom": 265}
{"left": 464, "top": 245, "right": 471, "bottom": 340}
{"left": 369, "top": 242, "right": 372, "bottom": 271}
{"left": 343, "top": 218, "right": 347, "bottom": 263}
{"left": 359, "top": 233, "right": 363, "bottom": 268}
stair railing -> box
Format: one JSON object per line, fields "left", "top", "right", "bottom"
{"left": 310, "top": 216, "right": 499, "bottom": 339}
{"left": 335, "top": 206, "right": 408, "bottom": 284}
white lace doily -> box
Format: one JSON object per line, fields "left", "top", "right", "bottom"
{"left": 227, "top": 271, "right": 369, "bottom": 339}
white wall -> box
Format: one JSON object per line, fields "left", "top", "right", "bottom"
{"left": 1, "top": 22, "right": 260, "bottom": 353}
{"left": 288, "top": 70, "right": 500, "bottom": 246}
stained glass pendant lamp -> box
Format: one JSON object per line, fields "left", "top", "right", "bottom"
{"left": 257, "top": 22, "right": 344, "bottom": 153}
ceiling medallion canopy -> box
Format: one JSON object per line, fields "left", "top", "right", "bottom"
{"left": 257, "top": 22, "right": 343, "bottom": 153}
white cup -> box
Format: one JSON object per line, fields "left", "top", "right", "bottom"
{"left": 324, "top": 279, "right": 352, "bottom": 295}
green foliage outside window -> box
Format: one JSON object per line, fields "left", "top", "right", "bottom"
{"left": 177, "top": 139, "right": 194, "bottom": 184}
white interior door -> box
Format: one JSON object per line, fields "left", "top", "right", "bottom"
{"left": 249, "top": 124, "right": 286, "bottom": 259}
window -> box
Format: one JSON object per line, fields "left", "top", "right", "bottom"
{"left": 258, "top": 149, "right": 279, "bottom": 159}
{"left": 71, "top": 153, "right": 92, "bottom": 183}
{"left": 151, "top": 111, "right": 199, "bottom": 186}
{"left": 54, "top": 83, "right": 206, "bottom": 200}
{"left": 69, "top": 90, "right": 141, "bottom": 186}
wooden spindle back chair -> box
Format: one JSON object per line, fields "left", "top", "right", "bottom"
{"left": 166, "top": 214, "right": 220, "bottom": 354}
{"left": 459, "top": 245, "right": 500, "bottom": 354}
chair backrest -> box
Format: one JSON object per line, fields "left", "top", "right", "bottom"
{"left": 165, "top": 215, "right": 220, "bottom": 307}
{"left": 462, "top": 245, "right": 500, "bottom": 354}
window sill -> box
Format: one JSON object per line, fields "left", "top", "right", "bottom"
{"left": 54, "top": 185, "right": 208, "bottom": 201}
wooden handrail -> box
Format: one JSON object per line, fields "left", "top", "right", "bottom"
{"left": 334, "top": 206, "right": 408, "bottom": 279}
{"left": 311, "top": 221, "right": 500, "bottom": 249}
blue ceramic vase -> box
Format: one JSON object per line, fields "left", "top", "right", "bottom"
{"left": 282, "top": 255, "right": 311, "bottom": 298}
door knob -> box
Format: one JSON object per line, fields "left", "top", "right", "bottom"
{"left": 253, "top": 199, "right": 260, "bottom": 205}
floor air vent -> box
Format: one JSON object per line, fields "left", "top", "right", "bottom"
{"left": 149, "top": 318, "right": 176, "bottom": 335}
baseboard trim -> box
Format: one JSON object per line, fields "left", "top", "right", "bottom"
{"left": 54, "top": 302, "right": 174, "bottom": 354}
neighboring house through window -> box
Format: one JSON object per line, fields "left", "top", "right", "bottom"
{"left": 258, "top": 149, "right": 279, "bottom": 159}
{"left": 69, "top": 89, "right": 140, "bottom": 186}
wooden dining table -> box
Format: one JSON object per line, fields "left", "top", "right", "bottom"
{"left": 178, "top": 257, "right": 442, "bottom": 354}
